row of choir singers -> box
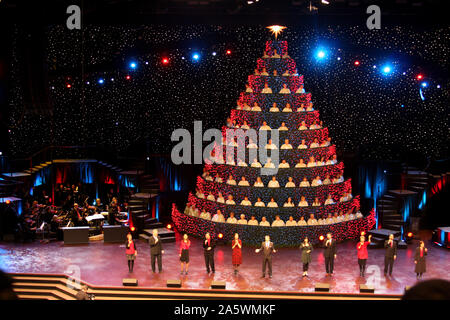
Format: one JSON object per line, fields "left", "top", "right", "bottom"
{"left": 125, "top": 232, "right": 428, "bottom": 278}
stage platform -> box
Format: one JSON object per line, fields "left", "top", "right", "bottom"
{"left": 1, "top": 235, "right": 449, "bottom": 297}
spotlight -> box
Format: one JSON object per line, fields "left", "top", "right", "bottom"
{"left": 130, "top": 226, "right": 135, "bottom": 232}
{"left": 110, "top": 78, "right": 114, "bottom": 81}
{"left": 321, "top": 0, "right": 329, "bottom": 4}
{"left": 125, "top": 75, "right": 131, "bottom": 80}
{"left": 416, "top": 74, "right": 423, "bottom": 80}
{"left": 212, "top": 52, "right": 217, "bottom": 56}
{"left": 166, "top": 224, "right": 172, "bottom": 229}
{"left": 162, "top": 57, "right": 169, "bottom": 65}
{"left": 0, "top": 151, "right": 2, "bottom": 155}
{"left": 145, "top": 61, "right": 149, "bottom": 65}
{"left": 317, "top": 50, "right": 326, "bottom": 59}
{"left": 361, "top": 231, "right": 365, "bottom": 236}
{"left": 5, "top": 200, "right": 11, "bottom": 205}
{"left": 66, "top": 84, "right": 71, "bottom": 88}
{"left": 192, "top": 53, "right": 200, "bottom": 61}
{"left": 407, "top": 232, "right": 413, "bottom": 238}
{"left": 319, "top": 235, "right": 324, "bottom": 241}
{"left": 381, "top": 64, "right": 393, "bottom": 75}
{"left": 421, "top": 82, "right": 428, "bottom": 87}
{"left": 337, "top": 57, "right": 341, "bottom": 61}
{"left": 129, "top": 61, "right": 137, "bottom": 69}
{"left": 218, "top": 233, "right": 223, "bottom": 239}
{"left": 98, "top": 78, "right": 105, "bottom": 84}
{"left": 437, "top": 85, "right": 441, "bottom": 88}
{"left": 354, "top": 60, "right": 360, "bottom": 66}
{"left": 373, "top": 65, "right": 377, "bottom": 69}
{"left": 226, "top": 49, "right": 231, "bottom": 55}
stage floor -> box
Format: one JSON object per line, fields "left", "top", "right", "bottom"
{"left": 1, "top": 234, "right": 449, "bottom": 295}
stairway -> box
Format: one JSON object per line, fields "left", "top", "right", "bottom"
{"left": 139, "top": 227, "right": 176, "bottom": 243}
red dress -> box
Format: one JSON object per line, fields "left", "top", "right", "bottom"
{"left": 232, "top": 239, "right": 242, "bottom": 265}
{"left": 357, "top": 241, "right": 370, "bottom": 259}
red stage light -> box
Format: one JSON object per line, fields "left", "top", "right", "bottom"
{"left": 166, "top": 224, "right": 172, "bottom": 229}
{"left": 66, "top": 84, "right": 71, "bottom": 88}
{"left": 162, "top": 58, "right": 169, "bottom": 65}
{"left": 125, "top": 75, "right": 131, "bottom": 80}
{"left": 226, "top": 50, "right": 231, "bottom": 55}
{"left": 319, "top": 235, "right": 324, "bottom": 241}
{"left": 130, "top": 226, "right": 135, "bottom": 232}
{"left": 354, "top": 60, "right": 360, "bottom": 66}
{"left": 5, "top": 200, "right": 11, "bottom": 205}
{"left": 218, "top": 233, "right": 223, "bottom": 239}
{"left": 361, "top": 231, "right": 365, "bottom": 236}
{"left": 407, "top": 232, "right": 413, "bottom": 238}
{"left": 416, "top": 74, "right": 423, "bottom": 80}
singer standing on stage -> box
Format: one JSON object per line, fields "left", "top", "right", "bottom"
{"left": 179, "top": 233, "right": 191, "bottom": 275}
{"left": 414, "top": 240, "right": 428, "bottom": 279}
{"left": 232, "top": 233, "right": 242, "bottom": 275}
{"left": 149, "top": 229, "right": 164, "bottom": 273}
{"left": 255, "top": 235, "right": 276, "bottom": 278}
{"left": 203, "top": 233, "right": 216, "bottom": 274}
{"left": 300, "top": 237, "right": 313, "bottom": 278}
{"left": 384, "top": 234, "right": 397, "bottom": 276}
{"left": 324, "top": 233, "right": 337, "bottom": 276}
{"left": 356, "top": 234, "right": 371, "bottom": 277}
{"left": 125, "top": 232, "right": 137, "bottom": 273}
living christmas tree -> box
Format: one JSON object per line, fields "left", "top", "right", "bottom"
{"left": 172, "top": 33, "right": 375, "bottom": 246}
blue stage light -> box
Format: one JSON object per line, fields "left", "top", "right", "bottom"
{"left": 129, "top": 61, "right": 137, "bottom": 69}
{"left": 98, "top": 78, "right": 104, "bottom": 84}
{"left": 381, "top": 64, "right": 393, "bottom": 75}
{"left": 316, "top": 50, "right": 326, "bottom": 59}
{"left": 192, "top": 53, "right": 200, "bottom": 61}
{"left": 421, "top": 82, "right": 428, "bottom": 87}
{"left": 437, "top": 84, "right": 441, "bottom": 89}
{"left": 212, "top": 52, "right": 217, "bottom": 56}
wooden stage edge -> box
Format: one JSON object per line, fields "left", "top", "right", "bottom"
{"left": 9, "top": 272, "right": 402, "bottom": 300}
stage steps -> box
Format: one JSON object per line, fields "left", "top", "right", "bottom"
{"left": 367, "top": 229, "right": 406, "bottom": 249}
{"left": 9, "top": 273, "right": 401, "bottom": 300}
{"left": 140, "top": 227, "right": 176, "bottom": 243}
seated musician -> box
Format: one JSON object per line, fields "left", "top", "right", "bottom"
{"left": 278, "top": 122, "right": 289, "bottom": 131}
{"left": 247, "top": 139, "right": 258, "bottom": 149}
{"left": 279, "top": 83, "right": 291, "bottom": 94}
{"left": 307, "top": 214, "right": 318, "bottom": 226}
{"left": 321, "top": 137, "right": 332, "bottom": 147}
{"left": 245, "top": 84, "right": 253, "bottom": 93}
{"left": 307, "top": 156, "right": 317, "bottom": 167}
{"left": 216, "top": 192, "right": 225, "bottom": 203}
{"left": 282, "top": 51, "right": 290, "bottom": 59}
{"left": 260, "top": 67, "right": 269, "bottom": 76}
{"left": 297, "top": 104, "right": 306, "bottom": 112}
{"left": 227, "top": 212, "right": 238, "bottom": 224}
{"left": 268, "top": 176, "right": 280, "bottom": 188}
{"left": 310, "top": 138, "right": 320, "bottom": 148}
{"left": 298, "top": 121, "right": 308, "bottom": 131}
{"left": 265, "top": 138, "right": 278, "bottom": 149}
{"left": 271, "top": 215, "right": 285, "bottom": 227}
{"left": 298, "top": 216, "right": 307, "bottom": 226}
{"left": 254, "top": 68, "right": 260, "bottom": 76}
{"left": 262, "top": 51, "right": 270, "bottom": 58}
{"left": 254, "top": 197, "right": 265, "bottom": 207}
{"left": 316, "top": 157, "right": 325, "bottom": 166}
{"left": 251, "top": 103, "right": 261, "bottom": 112}
{"left": 238, "top": 214, "right": 248, "bottom": 225}
{"left": 295, "top": 158, "right": 307, "bottom": 168}
{"left": 238, "top": 176, "right": 250, "bottom": 186}
{"left": 206, "top": 192, "right": 215, "bottom": 201}
{"left": 281, "top": 139, "right": 293, "bottom": 149}
{"left": 299, "top": 177, "right": 310, "bottom": 187}
{"left": 269, "top": 102, "right": 280, "bottom": 112}
{"left": 240, "top": 196, "right": 252, "bottom": 206}
{"left": 285, "top": 177, "right": 296, "bottom": 188}
{"left": 259, "top": 121, "right": 271, "bottom": 131}
{"left": 241, "top": 120, "right": 251, "bottom": 129}
{"left": 261, "top": 83, "right": 273, "bottom": 94}
{"left": 324, "top": 194, "right": 335, "bottom": 205}
{"left": 296, "top": 84, "right": 305, "bottom": 94}
{"left": 325, "top": 214, "right": 334, "bottom": 224}
{"left": 254, "top": 177, "right": 264, "bottom": 187}
{"left": 259, "top": 216, "right": 270, "bottom": 226}
{"left": 282, "top": 69, "right": 290, "bottom": 76}
{"left": 248, "top": 215, "right": 259, "bottom": 225}
{"left": 312, "top": 197, "right": 321, "bottom": 207}
{"left": 212, "top": 210, "right": 225, "bottom": 222}
{"left": 225, "top": 195, "right": 236, "bottom": 205}
{"left": 200, "top": 210, "right": 211, "bottom": 220}
{"left": 237, "top": 159, "right": 248, "bottom": 167}
{"left": 94, "top": 198, "right": 104, "bottom": 212}
{"left": 251, "top": 158, "right": 262, "bottom": 168}
{"left": 107, "top": 201, "right": 121, "bottom": 226}
{"left": 278, "top": 160, "right": 290, "bottom": 168}
{"left": 311, "top": 175, "right": 323, "bottom": 187}
{"left": 298, "top": 196, "right": 309, "bottom": 207}
{"left": 286, "top": 216, "right": 298, "bottom": 226}
{"left": 282, "top": 103, "right": 293, "bottom": 112}
{"left": 283, "top": 197, "right": 295, "bottom": 207}
{"left": 214, "top": 173, "right": 223, "bottom": 183}
{"left": 326, "top": 154, "right": 338, "bottom": 165}
{"left": 306, "top": 101, "right": 314, "bottom": 111}
{"left": 196, "top": 189, "right": 205, "bottom": 198}
{"left": 264, "top": 158, "right": 276, "bottom": 168}
{"left": 267, "top": 198, "right": 278, "bottom": 208}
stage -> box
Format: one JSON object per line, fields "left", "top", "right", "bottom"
{"left": 1, "top": 234, "right": 449, "bottom": 296}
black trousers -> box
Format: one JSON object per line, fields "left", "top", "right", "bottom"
{"left": 204, "top": 252, "right": 215, "bottom": 272}
{"left": 262, "top": 257, "right": 272, "bottom": 276}
{"left": 358, "top": 259, "right": 367, "bottom": 272}
{"left": 151, "top": 253, "right": 162, "bottom": 272}
{"left": 303, "top": 263, "right": 309, "bottom": 272}
{"left": 325, "top": 256, "right": 334, "bottom": 274}
{"left": 384, "top": 257, "right": 394, "bottom": 275}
